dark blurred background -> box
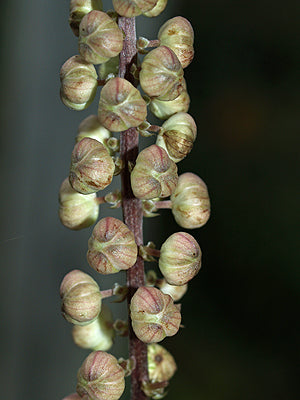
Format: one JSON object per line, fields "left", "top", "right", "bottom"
{"left": 0, "top": 1, "right": 299, "bottom": 399}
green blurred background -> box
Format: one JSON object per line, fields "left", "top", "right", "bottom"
{"left": 0, "top": 1, "right": 299, "bottom": 399}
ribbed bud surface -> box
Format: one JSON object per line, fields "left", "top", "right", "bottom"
{"left": 77, "top": 351, "right": 125, "bottom": 400}
{"left": 143, "top": 0, "right": 167, "bottom": 17}
{"left": 157, "top": 279, "right": 188, "bottom": 302}
{"left": 159, "top": 232, "right": 202, "bottom": 285}
{"left": 69, "top": 0, "right": 103, "bottom": 36}
{"left": 150, "top": 89, "right": 190, "bottom": 120}
{"left": 130, "top": 286, "right": 181, "bottom": 343}
{"left": 112, "top": 0, "right": 158, "bottom": 17}
{"left": 87, "top": 217, "right": 138, "bottom": 274}
{"left": 171, "top": 172, "right": 211, "bottom": 229}
{"left": 76, "top": 115, "right": 112, "bottom": 153}
{"left": 130, "top": 144, "right": 178, "bottom": 200}
{"left": 148, "top": 343, "right": 177, "bottom": 382}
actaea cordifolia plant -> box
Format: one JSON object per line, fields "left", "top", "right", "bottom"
{"left": 59, "top": 1, "right": 210, "bottom": 399}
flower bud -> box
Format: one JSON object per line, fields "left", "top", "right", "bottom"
{"left": 72, "top": 303, "right": 115, "bottom": 351}
{"left": 77, "top": 351, "right": 125, "bottom": 400}
{"left": 69, "top": 137, "right": 115, "bottom": 195}
{"left": 60, "top": 269, "right": 102, "bottom": 325}
{"left": 59, "top": 177, "right": 99, "bottom": 230}
{"left": 112, "top": 0, "right": 158, "bottom": 17}
{"left": 148, "top": 343, "right": 177, "bottom": 382}
{"left": 98, "top": 77, "right": 147, "bottom": 132}
{"left": 76, "top": 115, "right": 113, "bottom": 152}
{"left": 87, "top": 217, "right": 138, "bottom": 274}
{"left": 157, "top": 279, "right": 188, "bottom": 302}
{"left": 143, "top": 0, "right": 167, "bottom": 17}
{"left": 130, "top": 286, "right": 181, "bottom": 343}
{"left": 79, "top": 11, "right": 123, "bottom": 65}
{"left": 150, "top": 88, "right": 190, "bottom": 120}
{"left": 130, "top": 144, "right": 178, "bottom": 200}
{"left": 156, "top": 112, "right": 197, "bottom": 163}
{"left": 69, "top": 0, "right": 103, "bottom": 37}
{"left": 158, "top": 16, "right": 194, "bottom": 69}
{"left": 159, "top": 232, "right": 201, "bottom": 286}
{"left": 62, "top": 393, "right": 81, "bottom": 400}
{"left": 140, "top": 46, "right": 184, "bottom": 101}
{"left": 171, "top": 172, "right": 210, "bottom": 229}
{"left": 60, "top": 55, "right": 98, "bottom": 111}
{"left": 98, "top": 55, "right": 119, "bottom": 80}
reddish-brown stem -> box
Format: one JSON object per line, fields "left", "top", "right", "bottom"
{"left": 147, "top": 39, "right": 160, "bottom": 47}
{"left": 95, "top": 196, "right": 106, "bottom": 205}
{"left": 118, "top": 17, "right": 149, "bottom": 400}
{"left": 149, "top": 124, "right": 161, "bottom": 133}
{"left": 143, "top": 247, "right": 161, "bottom": 258}
{"left": 154, "top": 200, "right": 173, "bottom": 209}
{"left": 100, "top": 289, "right": 114, "bottom": 299}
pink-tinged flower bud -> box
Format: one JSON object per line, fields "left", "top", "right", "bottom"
{"left": 76, "top": 115, "right": 113, "bottom": 153}
{"left": 60, "top": 55, "right": 98, "bottom": 111}
{"left": 79, "top": 11, "right": 123, "bottom": 65}
{"left": 59, "top": 177, "right": 99, "bottom": 230}
{"left": 171, "top": 172, "right": 210, "bottom": 229}
{"left": 60, "top": 269, "right": 102, "bottom": 325}
{"left": 130, "top": 144, "right": 178, "bottom": 200}
{"left": 87, "top": 217, "right": 138, "bottom": 274}
{"left": 69, "top": 137, "right": 115, "bottom": 195}
{"left": 143, "top": 0, "right": 167, "bottom": 17}
{"left": 130, "top": 286, "right": 181, "bottom": 343}
{"left": 150, "top": 88, "right": 190, "bottom": 120}
{"left": 156, "top": 112, "right": 197, "bottom": 163}
{"left": 98, "top": 77, "right": 147, "bottom": 132}
{"left": 62, "top": 393, "right": 81, "bottom": 400}
{"left": 148, "top": 343, "right": 177, "bottom": 382}
{"left": 72, "top": 304, "right": 115, "bottom": 351}
{"left": 158, "top": 16, "right": 194, "bottom": 69}
{"left": 112, "top": 0, "right": 157, "bottom": 17}
{"left": 157, "top": 279, "right": 188, "bottom": 302}
{"left": 140, "top": 46, "right": 184, "bottom": 101}
{"left": 77, "top": 351, "right": 125, "bottom": 400}
{"left": 69, "top": 0, "right": 103, "bottom": 37}
{"left": 159, "top": 232, "right": 202, "bottom": 286}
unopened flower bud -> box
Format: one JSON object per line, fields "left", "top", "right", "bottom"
{"left": 87, "top": 217, "right": 138, "bottom": 274}
{"left": 69, "top": 137, "right": 115, "bottom": 194}
{"left": 98, "top": 55, "right": 119, "bottom": 80}
{"left": 130, "top": 286, "right": 181, "bottom": 343}
{"left": 98, "top": 77, "right": 147, "bottom": 132}
{"left": 156, "top": 112, "right": 197, "bottom": 163}
{"left": 69, "top": 0, "right": 103, "bottom": 37}
{"left": 143, "top": 0, "right": 167, "bottom": 17}
{"left": 158, "top": 16, "right": 194, "bottom": 69}
{"left": 76, "top": 114, "right": 113, "bottom": 153}
{"left": 72, "top": 303, "right": 115, "bottom": 351}
{"left": 130, "top": 144, "right": 178, "bottom": 200}
{"left": 150, "top": 88, "right": 190, "bottom": 120}
{"left": 148, "top": 343, "right": 177, "bottom": 382}
{"left": 112, "top": 0, "right": 158, "bottom": 17}
{"left": 62, "top": 393, "right": 81, "bottom": 400}
{"left": 79, "top": 11, "right": 123, "bottom": 65}
{"left": 159, "top": 232, "right": 201, "bottom": 286}
{"left": 60, "top": 269, "right": 102, "bottom": 325}
{"left": 157, "top": 279, "right": 188, "bottom": 302}
{"left": 77, "top": 351, "right": 125, "bottom": 400}
{"left": 140, "top": 46, "right": 184, "bottom": 101}
{"left": 60, "top": 55, "right": 98, "bottom": 111}
{"left": 59, "top": 177, "right": 99, "bottom": 230}
{"left": 171, "top": 172, "right": 210, "bottom": 229}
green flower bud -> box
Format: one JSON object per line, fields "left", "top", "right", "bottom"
{"left": 62, "top": 393, "right": 81, "bottom": 400}
{"left": 79, "top": 11, "right": 123, "bottom": 65}
{"left": 171, "top": 172, "right": 211, "bottom": 229}
{"left": 77, "top": 351, "right": 125, "bottom": 400}
{"left": 148, "top": 343, "right": 177, "bottom": 382}
{"left": 150, "top": 88, "right": 190, "bottom": 120}
{"left": 143, "top": 0, "right": 167, "bottom": 17}
{"left": 69, "top": 137, "right": 115, "bottom": 195}
{"left": 140, "top": 46, "right": 184, "bottom": 101}
{"left": 60, "top": 55, "right": 98, "bottom": 111}
{"left": 130, "top": 287, "right": 181, "bottom": 343}
{"left": 130, "top": 144, "right": 178, "bottom": 200}
{"left": 112, "top": 0, "right": 158, "bottom": 17}
{"left": 157, "top": 279, "right": 188, "bottom": 302}
{"left": 59, "top": 177, "right": 99, "bottom": 230}
{"left": 87, "top": 217, "right": 138, "bottom": 274}
{"left": 98, "top": 55, "right": 119, "bottom": 80}
{"left": 156, "top": 112, "right": 197, "bottom": 163}
{"left": 69, "top": 0, "right": 103, "bottom": 37}
{"left": 98, "top": 77, "right": 147, "bottom": 132}
{"left": 158, "top": 16, "right": 194, "bottom": 69}
{"left": 72, "top": 304, "right": 115, "bottom": 351}
{"left": 159, "top": 232, "right": 202, "bottom": 286}
{"left": 76, "top": 115, "right": 113, "bottom": 153}
{"left": 60, "top": 269, "right": 102, "bottom": 325}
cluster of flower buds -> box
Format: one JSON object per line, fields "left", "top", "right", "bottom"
{"left": 58, "top": 1, "right": 210, "bottom": 399}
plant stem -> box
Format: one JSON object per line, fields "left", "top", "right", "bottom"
{"left": 118, "top": 16, "right": 148, "bottom": 400}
